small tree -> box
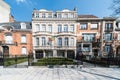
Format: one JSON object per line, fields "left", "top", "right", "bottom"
{"left": 111, "top": 0, "right": 120, "bottom": 16}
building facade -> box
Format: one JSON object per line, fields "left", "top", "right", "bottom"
{"left": 0, "top": 0, "right": 10, "bottom": 23}
{"left": 77, "top": 15, "right": 101, "bottom": 59}
{"left": 32, "top": 9, "right": 77, "bottom": 59}
{"left": 0, "top": 22, "right": 32, "bottom": 56}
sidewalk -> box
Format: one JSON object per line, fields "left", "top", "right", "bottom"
{"left": 0, "top": 67, "right": 120, "bottom": 80}
{"left": 6, "top": 61, "right": 28, "bottom": 68}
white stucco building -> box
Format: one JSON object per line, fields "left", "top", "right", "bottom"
{"left": 32, "top": 9, "right": 77, "bottom": 59}
{"left": 0, "top": 0, "right": 10, "bottom": 23}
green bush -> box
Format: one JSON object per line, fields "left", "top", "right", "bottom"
{"left": 32, "top": 57, "right": 76, "bottom": 66}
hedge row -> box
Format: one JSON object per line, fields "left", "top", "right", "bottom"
{"left": 32, "top": 57, "right": 76, "bottom": 66}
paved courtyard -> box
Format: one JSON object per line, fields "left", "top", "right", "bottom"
{"left": 0, "top": 67, "right": 120, "bottom": 80}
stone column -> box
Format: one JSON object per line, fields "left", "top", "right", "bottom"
{"left": 65, "top": 50, "right": 67, "bottom": 58}
{"left": 74, "top": 50, "right": 77, "bottom": 59}
{"left": 43, "top": 50, "right": 46, "bottom": 58}
{"left": 53, "top": 50, "right": 57, "bottom": 57}
{"left": 33, "top": 50, "right": 36, "bottom": 62}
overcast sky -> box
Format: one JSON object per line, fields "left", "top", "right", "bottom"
{"left": 5, "top": 0, "right": 113, "bottom": 21}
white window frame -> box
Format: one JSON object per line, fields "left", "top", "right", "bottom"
{"left": 36, "top": 37, "right": 39, "bottom": 46}
{"left": 118, "top": 33, "right": 120, "bottom": 40}
{"left": 48, "top": 25, "right": 52, "bottom": 32}
{"left": 91, "top": 24, "right": 98, "bottom": 29}
{"left": 80, "top": 24, "right": 87, "bottom": 30}
{"left": 35, "top": 24, "right": 40, "bottom": 32}
{"left": 22, "top": 47, "right": 27, "bottom": 55}
{"left": 70, "top": 25, "right": 74, "bottom": 32}
{"left": 21, "top": 35, "right": 27, "bottom": 43}
{"left": 21, "top": 23, "right": 26, "bottom": 29}
{"left": 5, "top": 34, "right": 13, "bottom": 44}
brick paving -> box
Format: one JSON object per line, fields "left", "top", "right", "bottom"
{"left": 0, "top": 67, "right": 120, "bottom": 80}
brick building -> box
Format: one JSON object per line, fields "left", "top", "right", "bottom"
{"left": 0, "top": 22, "right": 32, "bottom": 56}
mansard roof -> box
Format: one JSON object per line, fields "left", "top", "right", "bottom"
{"left": 78, "top": 15, "right": 98, "bottom": 18}
{"left": 0, "top": 22, "right": 32, "bottom": 30}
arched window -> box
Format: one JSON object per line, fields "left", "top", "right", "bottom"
{"left": 5, "top": 33, "right": 13, "bottom": 44}
{"left": 22, "top": 47, "right": 27, "bottom": 55}
{"left": 64, "top": 37, "right": 69, "bottom": 46}
{"left": 58, "top": 25, "right": 62, "bottom": 32}
{"left": 58, "top": 38, "right": 62, "bottom": 47}
{"left": 21, "top": 35, "right": 26, "bottom": 43}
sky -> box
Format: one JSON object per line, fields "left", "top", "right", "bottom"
{"left": 4, "top": 0, "right": 113, "bottom": 21}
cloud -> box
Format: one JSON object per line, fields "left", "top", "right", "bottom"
{"left": 16, "top": 0, "right": 26, "bottom": 3}
{"left": 15, "top": 0, "right": 37, "bottom": 9}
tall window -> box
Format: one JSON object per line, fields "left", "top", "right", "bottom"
{"left": 35, "top": 24, "right": 40, "bottom": 32}
{"left": 48, "top": 13, "right": 52, "bottom": 18}
{"left": 36, "top": 37, "right": 39, "bottom": 46}
{"left": 70, "top": 38, "right": 74, "bottom": 46}
{"left": 5, "top": 34, "right": 13, "bottom": 44}
{"left": 91, "top": 24, "right": 98, "bottom": 30}
{"left": 82, "top": 34, "right": 95, "bottom": 42}
{"left": 83, "top": 45, "right": 90, "bottom": 52}
{"left": 64, "top": 14, "right": 68, "bottom": 18}
{"left": 22, "top": 47, "right": 27, "bottom": 55}
{"left": 58, "top": 38, "right": 62, "bottom": 47}
{"left": 42, "top": 13, "right": 46, "bottom": 18}
{"left": 70, "top": 13, "right": 74, "bottom": 18}
{"left": 64, "top": 37, "right": 69, "bottom": 46}
{"left": 118, "top": 33, "right": 120, "bottom": 40}
{"left": 105, "top": 33, "right": 112, "bottom": 41}
{"left": 58, "top": 25, "right": 62, "bottom": 32}
{"left": 35, "top": 13, "right": 39, "bottom": 18}
{"left": 42, "top": 25, "right": 46, "bottom": 32}
{"left": 105, "top": 23, "right": 113, "bottom": 30}
{"left": 58, "top": 14, "right": 62, "bottom": 18}
{"left": 104, "top": 45, "right": 111, "bottom": 53}
{"left": 48, "top": 25, "right": 52, "bottom": 32}
{"left": 80, "top": 24, "right": 87, "bottom": 30}
{"left": 64, "top": 25, "right": 68, "bottom": 32}
{"left": 70, "top": 25, "right": 74, "bottom": 32}
{"left": 42, "top": 37, "right": 46, "bottom": 46}
{"left": 21, "top": 35, "right": 26, "bottom": 43}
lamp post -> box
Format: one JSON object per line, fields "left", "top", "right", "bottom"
{"left": 94, "top": 49, "right": 98, "bottom": 67}
{"left": 28, "top": 50, "right": 33, "bottom": 66}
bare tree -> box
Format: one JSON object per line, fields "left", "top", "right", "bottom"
{"left": 111, "top": 0, "right": 120, "bottom": 16}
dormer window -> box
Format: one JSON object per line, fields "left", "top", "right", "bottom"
{"left": 21, "top": 23, "right": 26, "bottom": 29}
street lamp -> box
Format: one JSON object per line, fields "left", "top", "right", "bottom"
{"left": 94, "top": 49, "right": 98, "bottom": 67}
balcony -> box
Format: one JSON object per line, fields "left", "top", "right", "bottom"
{"left": 34, "top": 46, "right": 76, "bottom": 50}
{"left": 57, "top": 31, "right": 75, "bottom": 36}
{"left": 115, "top": 27, "right": 120, "bottom": 31}
{"left": 0, "top": 41, "right": 17, "bottom": 45}
{"left": 34, "top": 46, "right": 54, "bottom": 50}
{"left": 33, "top": 31, "right": 52, "bottom": 36}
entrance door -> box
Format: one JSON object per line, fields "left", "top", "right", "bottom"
{"left": 67, "top": 50, "right": 75, "bottom": 59}
{"left": 3, "top": 46, "right": 9, "bottom": 57}
{"left": 35, "top": 51, "right": 43, "bottom": 59}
